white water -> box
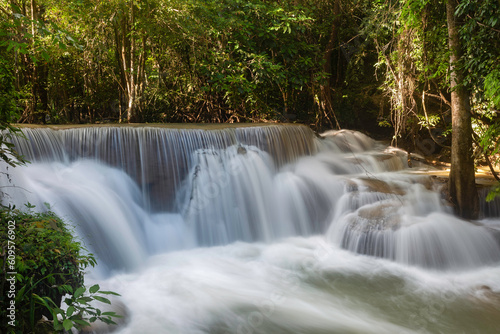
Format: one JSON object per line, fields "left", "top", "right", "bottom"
{"left": 2, "top": 126, "right": 500, "bottom": 333}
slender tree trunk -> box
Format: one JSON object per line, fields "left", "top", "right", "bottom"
{"left": 127, "top": 0, "right": 136, "bottom": 123}
{"left": 113, "top": 1, "right": 144, "bottom": 123}
{"left": 446, "top": 0, "right": 478, "bottom": 219}
{"left": 27, "top": 0, "right": 48, "bottom": 123}
{"left": 30, "top": 0, "right": 38, "bottom": 123}
{"left": 319, "top": 0, "right": 341, "bottom": 130}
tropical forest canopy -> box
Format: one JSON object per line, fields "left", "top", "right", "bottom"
{"left": 0, "top": 0, "right": 499, "bottom": 148}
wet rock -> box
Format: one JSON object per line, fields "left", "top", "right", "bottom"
{"left": 358, "top": 178, "right": 406, "bottom": 196}
{"left": 354, "top": 202, "right": 401, "bottom": 230}
{"left": 344, "top": 180, "right": 358, "bottom": 193}
{"left": 237, "top": 145, "right": 247, "bottom": 155}
{"left": 340, "top": 201, "right": 401, "bottom": 259}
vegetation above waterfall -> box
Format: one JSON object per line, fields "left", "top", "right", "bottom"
{"left": 0, "top": 0, "right": 499, "bottom": 212}
{"left": 0, "top": 206, "right": 121, "bottom": 333}
{"left": 0, "top": 1, "right": 497, "bottom": 131}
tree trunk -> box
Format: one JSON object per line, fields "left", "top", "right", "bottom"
{"left": 319, "top": 0, "right": 341, "bottom": 130}
{"left": 30, "top": 0, "right": 38, "bottom": 123}
{"left": 446, "top": 0, "right": 478, "bottom": 219}
{"left": 113, "top": 0, "right": 145, "bottom": 123}
{"left": 127, "top": 0, "right": 136, "bottom": 123}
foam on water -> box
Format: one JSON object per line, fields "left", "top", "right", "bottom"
{"left": 87, "top": 236, "right": 500, "bottom": 334}
{"left": 2, "top": 125, "right": 500, "bottom": 333}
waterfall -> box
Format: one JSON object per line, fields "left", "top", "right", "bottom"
{"left": 2, "top": 125, "right": 500, "bottom": 272}
{"left": 3, "top": 124, "right": 500, "bottom": 333}
{"left": 8, "top": 125, "right": 316, "bottom": 211}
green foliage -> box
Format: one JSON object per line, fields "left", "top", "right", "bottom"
{"left": 0, "top": 0, "right": 496, "bottom": 142}
{"left": 0, "top": 108, "right": 27, "bottom": 168}
{"left": 34, "top": 283, "right": 121, "bottom": 332}
{"left": 364, "top": 0, "right": 451, "bottom": 144}
{"left": 0, "top": 206, "right": 120, "bottom": 333}
{"left": 456, "top": 0, "right": 500, "bottom": 122}
{"left": 0, "top": 23, "right": 27, "bottom": 167}
{"left": 0, "top": 57, "right": 19, "bottom": 121}
{"left": 456, "top": 0, "right": 500, "bottom": 200}
{"left": 417, "top": 114, "right": 441, "bottom": 128}
{"left": 0, "top": 4, "right": 82, "bottom": 64}
{"left": 479, "top": 122, "right": 500, "bottom": 156}
{"left": 457, "top": 0, "right": 500, "bottom": 92}
{"left": 145, "top": 0, "right": 322, "bottom": 122}
{"left": 0, "top": 127, "right": 27, "bottom": 169}
{"left": 1, "top": 0, "right": 383, "bottom": 127}
{"left": 484, "top": 69, "right": 500, "bottom": 107}
{"left": 486, "top": 183, "right": 500, "bottom": 202}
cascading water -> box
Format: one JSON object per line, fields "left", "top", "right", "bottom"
{"left": 2, "top": 124, "right": 500, "bottom": 333}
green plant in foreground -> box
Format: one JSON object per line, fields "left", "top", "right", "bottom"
{"left": 34, "top": 283, "right": 121, "bottom": 332}
{"left": 0, "top": 205, "right": 121, "bottom": 333}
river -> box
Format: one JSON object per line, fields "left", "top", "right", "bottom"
{"left": 3, "top": 125, "right": 500, "bottom": 333}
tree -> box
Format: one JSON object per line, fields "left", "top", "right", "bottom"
{"left": 112, "top": 0, "right": 149, "bottom": 123}
{"left": 457, "top": 0, "right": 500, "bottom": 200}
{"left": 318, "top": 0, "right": 342, "bottom": 129}
{"left": 446, "top": 0, "right": 478, "bottom": 219}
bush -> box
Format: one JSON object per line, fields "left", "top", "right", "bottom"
{"left": 0, "top": 205, "right": 120, "bottom": 333}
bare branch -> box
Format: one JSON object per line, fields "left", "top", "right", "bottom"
{"left": 424, "top": 91, "right": 451, "bottom": 106}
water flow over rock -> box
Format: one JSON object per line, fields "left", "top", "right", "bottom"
{"left": 9, "top": 125, "right": 317, "bottom": 211}
{"left": 2, "top": 126, "right": 499, "bottom": 273}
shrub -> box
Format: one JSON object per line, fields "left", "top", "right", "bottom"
{"left": 0, "top": 205, "right": 120, "bottom": 333}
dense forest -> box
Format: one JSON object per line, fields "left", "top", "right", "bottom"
{"left": 0, "top": 0, "right": 496, "bottom": 129}
{"left": 1, "top": 1, "right": 499, "bottom": 204}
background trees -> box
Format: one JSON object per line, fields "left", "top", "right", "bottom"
{"left": 0, "top": 0, "right": 498, "bottom": 144}
{"left": 0, "top": 0, "right": 385, "bottom": 129}
{"left": 360, "top": 0, "right": 498, "bottom": 216}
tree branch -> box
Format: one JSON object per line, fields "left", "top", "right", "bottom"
{"left": 484, "top": 152, "right": 500, "bottom": 181}
{"left": 424, "top": 91, "right": 451, "bottom": 106}
{"left": 467, "top": 15, "right": 500, "bottom": 34}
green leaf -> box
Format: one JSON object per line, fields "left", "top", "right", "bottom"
{"left": 102, "top": 311, "right": 117, "bottom": 316}
{"left": 62, "top": 284, "right": 74, "bottom": 294}
{"left": 76, "top": 296, "right": 93, "bottom": 304}
{"left": 54, "top": 318, "right": 64, "bottom": 331}
{"left": 93, "top": 296, "right": 111, "bottom": 304}
{"left": 41, "top": 50, "right": 50, "bottom": 62}
{"left": 54, "top": 307, "right": 65, "bottom": 315}
{"left": 99, "top": 290, "right": 121, "bottom": 296}
{"left": 486, "top": 184, "right": 500, "bottom": 202}
{"left": 74, "top": 287, "right": 86, "bottom": 298}
{"left": 74, "top": 319, "right": 91, "bottom": 327}
{"left": 101, "top": 317, "right": 118, "bottom": 325}
{"left": 67, "top": 305, "right": 75, "bottom": 317}
{"left": 7, "top": 41, "right": 15, "bottom": 52}
{"left": 63, "top": 319, "right": 74, "bottom": 331}
{"left": 89, "top": 284, "right": 100, "bottom": 294}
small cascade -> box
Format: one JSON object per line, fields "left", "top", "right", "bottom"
{"left": 333, "top": 210, "right": 500, "bottom": 269}
{"left": 326, "top": 176, "right": 500, "bottom": 269}
{"left": 478, "top": 186, "right": 500, "bottom": 217}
